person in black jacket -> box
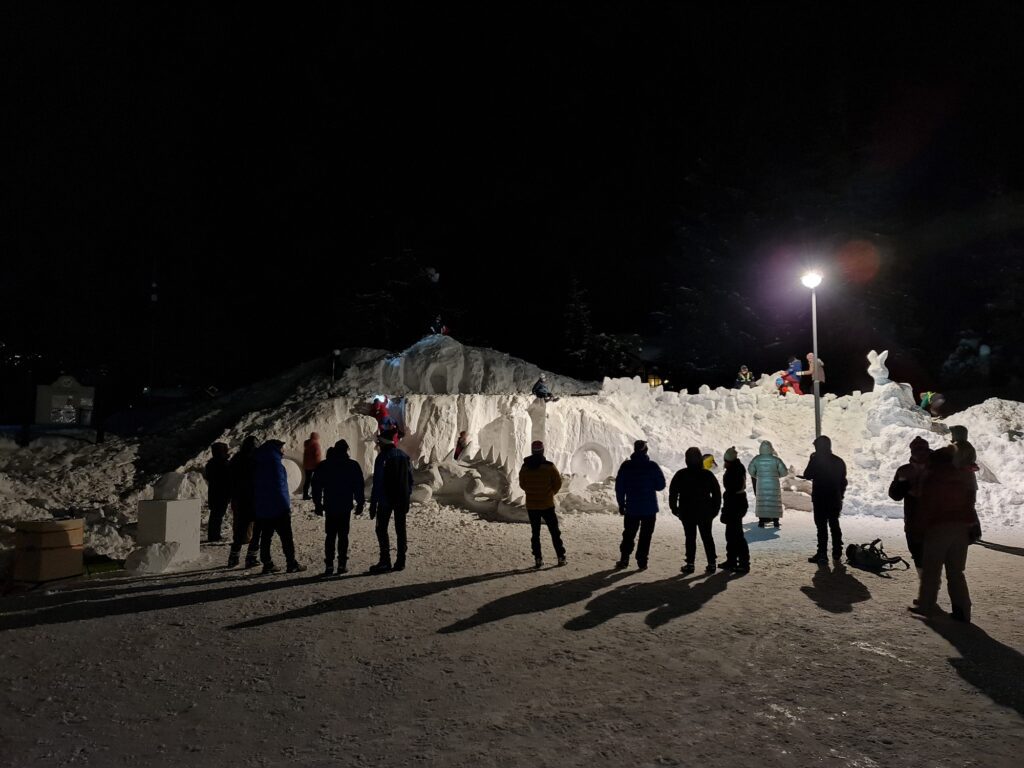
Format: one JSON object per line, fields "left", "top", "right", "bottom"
{"left": 369, "top": 438, "right": 414, "bottom": 573}
{"left": 312, "top": 440, "right": 366, "bottom": 575}
{"left": 204, "top": 442, "right": 231, "bottom": 543}
{"left": 801, "top": 435, "right": 848, "bottom": 564}
{"left": 669, "top": 447, "right": 722, "bottom": 574}
{"left": 719, "top": 446, "right": 750, "bottom": 573}
{"left": 227, "top": 436, "right": 260, "bottom": 568}
{"left": 888, "top": 436, "right": 931, "bottom": 572}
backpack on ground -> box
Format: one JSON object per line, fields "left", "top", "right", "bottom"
{"left": 845, "top": 539, "right": 910, "bottom": 572}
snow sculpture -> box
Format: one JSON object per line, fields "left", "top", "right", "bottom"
{"left": 866, "top": 350, "right": 891, "bottom": 389}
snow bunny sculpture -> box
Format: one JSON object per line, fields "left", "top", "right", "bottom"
{"left": 866, "top": 350, "right": 891, "bottom": 389}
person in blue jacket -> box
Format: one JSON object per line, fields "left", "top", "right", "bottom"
{"left": 784, "top": 356, "right": 805, "bottom": 395}
{"left": 312, "top": 439, "right": 366, "bottom": 576}
{"left": 369, "top": 437, "right": 415, "bottom": 573}
{"left": 614, "top": 440, "right": 667, "bottom": 570}
{"left": 253, "top": 439, "right": 306, "bottom": 574}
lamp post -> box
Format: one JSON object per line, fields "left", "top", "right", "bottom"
{"left": 801, "top": 271, "right": 823, "bottom": 438}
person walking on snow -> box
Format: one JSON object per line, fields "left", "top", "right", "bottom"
{"left": 532, "top": 373, "right": 559, "bottom": 402}
{"left": 748, "top": 440, "right": 788, "bottom": 528}
{"left": 614, "top": 440, "right": 667, "bottom": 570}
{"left": 227, "top": 435, "right": 261, "bottom": 568}
{"left": 801, "top": 435, "right": 848, "bottom": 564}
{"left": 302, "top": 432, "right": 323, "bottom": 500}
{"left": 204, "top": 442, "right": 231, "bottom": 542}
{"left": 719, "top": 447, "right": 750, "bottom": 573}
{"left": 311, "top": 440, "right": 365, "bottom": 575}
{"left": 669, "top": 447, "right": 721, "bottom": 574}
{"left": 253, "top": 439, "right": 306, "bottom": 574}
{"left": 368, "top": 437, "right": 414, "bottom": 573}
{"left": 518, "top": 440, "right": 566, "bottom": 568}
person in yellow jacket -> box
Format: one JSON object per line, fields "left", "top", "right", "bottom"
{"left": 518, "top": 440, "right": 566, "bottom": 568}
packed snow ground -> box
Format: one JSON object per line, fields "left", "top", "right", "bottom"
{"left": 1, "top": 505, "right": 1023, "bottom": 768}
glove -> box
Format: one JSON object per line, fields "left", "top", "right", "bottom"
{"left": 355, "top": 505, "right": 364, "bottom": 517}
{"left": 968, "top": 521, "right": 982, "bottom": 544}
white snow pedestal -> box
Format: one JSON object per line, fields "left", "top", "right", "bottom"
{"left": 136, "top": 499, "right": 200, "bottom": 563}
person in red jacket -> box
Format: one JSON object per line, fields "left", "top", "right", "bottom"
{"left": 302, "top": 432, "right": 323, "bottom": 500}
{"left": 369, "top": 396, "right": 389, "bottom": 425}
{"left": 910, "top": 446, "right": 975, "bottom": 623}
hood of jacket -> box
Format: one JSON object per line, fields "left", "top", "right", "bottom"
{"left": 759, "top": 441, "right": 775, "bottom": 456}
{"left": 523, "top": 454, "right": 549, "bottom": 470}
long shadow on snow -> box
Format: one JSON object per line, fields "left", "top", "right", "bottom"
{"left": 565, "top": 571, "right": 731, "bottom": 631}
{"left": 799, "top": 563, "right": 871, "bottom": 614}
{"left": 927, "top": 617, "right": 1024, "bottom": 718}
{"left": 743, "top": 522, "right": 781, "bottom": 543}
{"left": 229, "top": 569, "right": 527, "bottom": 630}
{"left": 0, "top": 573, "right": 330, "bottom": 632}
{"left": 438, "top": 569, "right": 632, "bottom": 634}
{"left": 977, "top": 540, "right": 1024, "bottom": 558}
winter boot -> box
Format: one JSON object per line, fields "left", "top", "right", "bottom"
{"left": 832, "top": 548, "right": 843, "bottom": 561}
{"left": 557, "top": 555, "right": 567, "bottom": 567}
{"left": 808, "top": 553, "right": 828, "bottom": 564}
{"left": 705, "top": 563, "right": 717, "bottom": 574}
{"left": 227, "top": 551, "right": 240, "bottom": 568}
{"left": 614, "top": 558, "right": 629, "bottom": 570}
{"left": 734, "top": 562, "right": 750, "bottom": 574}
{"left": 773, "top": 520, "right": 781, "bottom": 528}
{"left": 369, "top": 560, "right": 392, "bottom": 574}
{"left": 534, "top": 557, "right": 543, "bottom": 569}
{"left": 337, "top": 561, "right": 348, "bottom": 575}
{"left": 757, "top": 520, "right": 766, "bottom": 528}
{"left": 680, "top": 562, "right": 695, "bottom": 575}
{"left": 244, "top": 553, "right": 260, "bottom": 569}
{"left": 323, "top": 565, "right": 335, "bottom": 577}
{"left": 951, "top": 606, "right": 971, "bottom": 624}
{"left": 393, "top": 555, "right": 406, "bottom": 572}
{"left": 718, "top": 560, "right": 736, "bottom": 571}
{"left": 262, "top": 562, "right": 279, "bottom": 575}
{"left": 636, "top": 559, "right": 648, "bottom": 571}
{"left": 286, "top": 562, "right": 307, "bottom": 574}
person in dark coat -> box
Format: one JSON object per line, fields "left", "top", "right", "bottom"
{"left": 614, "top": 440, "right": 667, "bottom": 570}
{"left": 801, "top": 435, "right": 848, "bottom": 564}
{"left": 719, "top": 446, "right": 750, "bottom": 573}
{"left": 204, "top": 442, "right": 231, "bottom": 543}
{"left": 669, "top": 447, "right": 722, "bottom": 574}
{"left": 888, "top": 436, "right": 931, "bottom": 572}
{"left": 454, "top": 430, "right": 468, "bottom": 461}
{"left": 734, "top": 365, "right": 754, "bottom": 388}
{"left": 369, "top": 438, "right": 414, "bottom": 573}
{"left": 253, "top": 439, "right": 306, "bottom": 574}
{"left": 312, "top": 440, "right": 365, "bottom": 575}
{"left": 532, "top": 373, "right": 558, "bottom": 402}
{"left": 227, "top": 435, "right": 260, "bottom": 568}
{"left": 518, "top": 440, "right": 566, "bottom": 568}
{"left": 911, "top": 446, "right": 975, "bottom": 622}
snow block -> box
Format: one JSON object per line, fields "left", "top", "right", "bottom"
{"left": 125, "top": 542, "right": 182, "bottom": 575}
{"left": 136, "top": 499, "right": 200, "bottom": 563}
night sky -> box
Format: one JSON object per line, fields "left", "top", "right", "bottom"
{"left": 5, "top": 3, "right": 1024, "bottom": 413}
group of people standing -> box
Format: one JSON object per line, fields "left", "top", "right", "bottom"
{"left": 734, "top": 353, "right": 825, "bottom": 396}
{"left": 205, "top": 431, "right": 414, "bottom": 576}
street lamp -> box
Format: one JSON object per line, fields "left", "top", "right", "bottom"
{"left": 801, "top": 271, "right": 822, "bottom": 438}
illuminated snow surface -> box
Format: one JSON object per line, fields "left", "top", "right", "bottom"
{"left": 1, "top": 337, "right": 1023, "bottom": 767}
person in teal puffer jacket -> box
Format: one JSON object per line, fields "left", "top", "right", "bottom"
{"left": 748, "top": 440, "right": 788, "bottom": 528}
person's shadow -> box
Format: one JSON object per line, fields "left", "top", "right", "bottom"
{"left": 800, "top": 562, "right": 871, "bottom": 613}
{"left": 743, "top": 521, "right": 780, "bottom": 543}
{"left": 565, "top": 571, "right": 731, "bottom": 631}
{"left": 926, "top": 618, "right": 1024, "bottom": 717}
{"left": 437, "top": 569, "right": 631, "bottom": 634}
{"left": 230, "top": 569, "right": 526, "bottom": 630}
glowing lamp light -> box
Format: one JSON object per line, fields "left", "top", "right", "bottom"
{"left": 801, "top": 271, "right": 822, "bottom": 289}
